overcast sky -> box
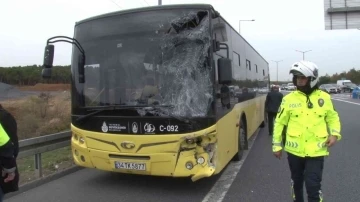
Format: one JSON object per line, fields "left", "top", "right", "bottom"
{"left": 1, "top": 0, "right": 359, "bottom": 81}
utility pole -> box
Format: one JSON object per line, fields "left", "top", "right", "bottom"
{"left": 158, "top": 0, "right": 162, "bottom": 5}
{"left": 295, "top": 49, "right": 312, "bottom": 60}
{"left": 272, "top": 60, "right": 283, "bottom": 85}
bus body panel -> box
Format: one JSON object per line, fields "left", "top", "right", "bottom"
{"left": 210, "top": 8, "right": 269, "bottom": 178}
{"left": 68, "top": 4, "right": 270, "bottom": 182}
{"left": 71, "top": 94, "right": 267, "bottom": 179}
{"left": 71, "top": 124, "right": 219, "bottom": 181}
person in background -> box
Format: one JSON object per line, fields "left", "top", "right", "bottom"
{"left": 272, "top": 61, "right": 341, "bottom": 202}
{"left": 265, "top": 85, "right": 283, "bottom": 135}
{"left": 0, "top": 104, "right": 19, "bottom": 201}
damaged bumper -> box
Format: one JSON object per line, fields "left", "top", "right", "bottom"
{"left": 177, "top": 131, "right": 217, "bottom": 181}
{"left": 71, "top": 129, "right": 218, "bottom": 182}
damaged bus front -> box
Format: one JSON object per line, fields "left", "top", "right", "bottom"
{"left": 41, "top": 5, "right": 232, "bottom": 181}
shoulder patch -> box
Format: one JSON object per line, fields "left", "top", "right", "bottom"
{"left": 318, "top": 98, "right": 324, "bottom": 107}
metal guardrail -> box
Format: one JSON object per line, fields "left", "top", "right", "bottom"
{"left": 18, "top": 130, "right": 71, "bottom": 178}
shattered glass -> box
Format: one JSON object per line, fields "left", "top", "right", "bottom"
{"left": 74, "top": 9, "right": 214, "bottom": 118}
{"left": 139, "top": 12, "right": 213, "bottom": 117}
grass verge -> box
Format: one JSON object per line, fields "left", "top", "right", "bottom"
{"left": 17, "top": 146, "right": 74, "bottom": 185}
{"left": 1, "top": 84, "right": 74, "bottom": 185}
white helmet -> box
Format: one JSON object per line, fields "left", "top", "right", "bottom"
{"left": 290, "top": 60, "right": 319, "bottom": 88}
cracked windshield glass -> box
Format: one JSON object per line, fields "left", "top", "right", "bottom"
{"left": 75, "top": 9, "right": 213, "bottom": 117}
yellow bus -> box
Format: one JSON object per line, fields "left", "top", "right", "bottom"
{"left": 41, "top": 4, "right": 269, "bottom": 182}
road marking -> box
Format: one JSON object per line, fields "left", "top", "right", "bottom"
{"left": 332, "top": 95, "right": 351, "bottom": 98}
{"left": 331, "top": 98, "right": 360, "bottom": 106}
{"left": 201, "top": 129, "right": 261, "bottom": 202}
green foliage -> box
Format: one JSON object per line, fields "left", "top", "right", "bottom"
{"left": 0, "top": 65, "right": 71, "bottom": 85}
{"left": 318, "top": 68, "right": 360, "bottom": 85}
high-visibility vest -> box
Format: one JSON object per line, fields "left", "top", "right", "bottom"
{"left": 272, "top": 89, "right": 341, "bottom": 157}
{"left": 0, "top": 123, "right": 10, "bottom": 147}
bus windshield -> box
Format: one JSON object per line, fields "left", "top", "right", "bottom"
{"left": 71, "top": 9, "right": 214, "bottom": 118}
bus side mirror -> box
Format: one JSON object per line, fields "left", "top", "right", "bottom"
{"left": 218, "top": 58, "right": 232, "bottom": 84}
{"left": 43, "top": 45, "right": 54, "bottom": 67}
{"left": 42, "top": 68, "right": 52, "bottom": 79}
{"left": 42, "top": 45, "right": 54, "bottom": 79}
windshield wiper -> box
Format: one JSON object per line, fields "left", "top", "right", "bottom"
{"left": 75, "top": 105, "right": 174, "bottom": 123}
{"left": 143, "top": 106, "right": 195, "bottom": 125}
{"left": 76, "top": 106, "right": 133, "bottom": 123}
{"left": 75, "top": 104, "right": 195, "bottom": 126}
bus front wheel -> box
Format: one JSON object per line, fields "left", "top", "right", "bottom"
{"left": 232, "top": 118, "right": 248, "bottom": 161}
{"left": 260, "top": 110, "right": 266, "bottom": 128}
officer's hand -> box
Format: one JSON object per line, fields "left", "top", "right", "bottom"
{"left": 326, "top": 135, "right": 338, "bottom": 147}
{"left": 2, "top": 170, "right": 15, "bottom": 182}
{"left": 273, "top": 150, "right": 282, "bottom": 159}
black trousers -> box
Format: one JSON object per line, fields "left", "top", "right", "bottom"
{"left": 267, "top": 112, "right": 277, "bottom": 135}
{"left": 287, "top": 152, "right": 324, "bottom": 202}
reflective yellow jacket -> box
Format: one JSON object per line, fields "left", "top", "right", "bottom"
{"left": 272, "top": 89, "right": 341, "bottom": 157}
{"left": 0, "top": 123, "right": 10, "bottom": 146}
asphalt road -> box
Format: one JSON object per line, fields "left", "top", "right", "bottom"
{"left": 332, "top": 93, "right": 360, "bottom": 104}
{"left": 223, "top": 96, "right": 360, "bottom": 202}
{"left": 5, "top": 97, "right": 359, "bottom": 202}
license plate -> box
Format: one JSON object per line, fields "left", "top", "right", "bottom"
{"left": 114, "top": 161, "right": 146, "bottom": 171}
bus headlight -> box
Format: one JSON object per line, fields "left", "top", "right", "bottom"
{"left": 185, "top": 137, "right": 202, "bottom": 145}
{"left": 79, "top": 137, "right": 85, "bottom": 144}
{"left": 185, "top": 161, "right": 193, "bottom": 170}
{"left": 197, "top": 157, "right": 205, "bottom": 164}
{"left": 186, "top": 138, "right": 195, "bottom": 144}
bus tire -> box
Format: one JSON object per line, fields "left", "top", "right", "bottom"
{"left": 260, "top": 121, "right": 265, "bottom": 128}
{"left": 240, "top": 117, "right": 249, "bottom": 150}
{"left": 232, "top": 117, "right": 248, "bottom": 161}
{"left": 260, "top": 110, "right": 266, "bottom": 128}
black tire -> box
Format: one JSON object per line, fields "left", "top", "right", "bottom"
{"left": 260, "top": 110, "right": 266, "bottom": 128}
{"left": 232, "top": 118, "right": 248, "bottom": 161}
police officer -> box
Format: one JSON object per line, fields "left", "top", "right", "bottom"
{"left": 0, "top": 104, "right": 19, "bottom": 201}
{"left": 272, "top": 61, "right": 341, "bottom": 202}
{"left": 265, "top": 85, "right": 283, "bottom": 135}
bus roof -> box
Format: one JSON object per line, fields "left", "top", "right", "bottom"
{"left": 74, "top": 3, "right": 269, "bottom": 66}
{"left": 75, "top": 4, "right": 215, "bottom": 25}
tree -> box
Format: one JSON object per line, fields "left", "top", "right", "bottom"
{"left": 0, "top": 65, "right": 71, "bottom": 85}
